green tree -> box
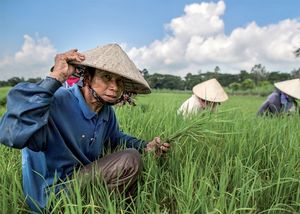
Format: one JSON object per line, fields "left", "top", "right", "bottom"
{"left": 27, "top": 77, "right": 42, "bottom": 83}
{"left": 217, "top": 73, "right": 239, "bottom": 87}
{"left": 241, "top": 78, "right": 255, "bottom": 90}
{"left": 161, "top": 74, "right": 185, "bottom": 90}
{"left": 140, "top": 68, "right": 149, "bottom": 77}
{"left": 250, "top": 64, "right": 268, "bottom": 85}
{"left": 268, "top": 71, "right": 291, "bottom": 83}
{"left": 7, "top": 77, "right": 25, "bottom": 86}
{"left": 229, "top": 82, "right": 241, "bottom": 91}
{"left": 291, "top": 68, "right": 300, "bottom": 78}
{"left": 259, "top": 80, "right": 271, "bottom": 87}
{"left": 184, "top": 73, "right": 203, "bottom": 90}
{"left": 239, "top": 70, "right": 251, "bottom": 82}
{"left": 146, "top": 73, "right": 185, "bottom": 90}
{"left": 214, "top": 66, "right": 220, "bottom": 73}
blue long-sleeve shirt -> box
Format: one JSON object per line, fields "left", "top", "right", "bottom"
{"left": 257, "top": 89, "right": 296, "bottom": 116}
{"left": 0, "top": 77, "right": 147, "bottom": 211}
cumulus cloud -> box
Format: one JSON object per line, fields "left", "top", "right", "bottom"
{"left": 0, "top": 34, "right": 56, "bottom": 80}
{"left": 128, "top": 0, "right": 300, "bottom": 76}
{"left": 2, "top": 1, "right": 300, "bottom": 80}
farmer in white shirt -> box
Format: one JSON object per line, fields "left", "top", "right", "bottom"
{"left": 178, "top": 78, "right": 228, "bottom": 117}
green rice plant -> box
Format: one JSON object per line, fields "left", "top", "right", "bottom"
{"left": 0, "top": 91, "right": 299, "bottom": 213}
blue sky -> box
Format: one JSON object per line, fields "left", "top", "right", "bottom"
{"left": 1, "top": 0, "right": 300, "bottom": 80}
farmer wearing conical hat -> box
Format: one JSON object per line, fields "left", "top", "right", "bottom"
{"left": 257, "top": 78, "right": 300, "bottom": 116}
{"left": 178, "top": 78, "right": 228, "bottom": 117}
{"left": 0, "top": 44, "right": 170, "bottom": 212}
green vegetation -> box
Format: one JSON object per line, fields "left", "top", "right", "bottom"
{"left": 2, "top": 63, "right": 300, "bottom": 92}
{"left": 226, "top": 83, "right": 274, "bottom": 97}
{"left": 141, "top": 64, "right": 300, "bottom": 91}
{"left": 0, "top": 90, "right": 299, "bottom": 213}
{"left": 0, "top": 87, "right": 10, "bottom": 99}
{"left": 0, "top": 87, "right": 10, "bottom": 115}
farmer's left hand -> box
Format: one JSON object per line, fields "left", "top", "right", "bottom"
{"left": 145, "top": 137, "right": 171, "bottom": 156}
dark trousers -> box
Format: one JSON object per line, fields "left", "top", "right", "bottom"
{"left": 78, "top": 148, "right": 142, "bottom": 193}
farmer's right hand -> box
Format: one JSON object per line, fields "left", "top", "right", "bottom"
{"left": 145, "top": 137, "right": 171, "bottom": 157}
{"left": 49, "top": 49, "right": 85, "bottom": 83}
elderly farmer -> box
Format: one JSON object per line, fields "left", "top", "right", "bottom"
{"left": 0, "top": 44, "right": 170, "bottom": 212}
{"left": 178, "top": 78, "right": 228, "bottom": 117}
{"left": 257, "top": 78, "right": 300, "bottom": 116}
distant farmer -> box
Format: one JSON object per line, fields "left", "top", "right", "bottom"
{"left": 178, "top": 78, "right": 228, "bottom": 117}
{"left": 0, "top": 44, "right": 170, "bottom": 212}
{"left": 257, "top": 78, "right": 300, "bottom": 116}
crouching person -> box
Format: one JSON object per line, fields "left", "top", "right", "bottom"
{"left": 178, "top": 78, "right": 228, "bottom": 117}
{"left": 257, "top": 78, "right": 300, "bottom": 116}
{"left": 0, "top": 44, "right": 170, "bottom": 212}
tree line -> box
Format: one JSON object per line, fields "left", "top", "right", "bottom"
{"left": 1, "top": 64, "right": 300, "bottom": 91}
{"left": 142, "top": 64, "right": 300, "bottom": 91}
{"left": 0, "top": 77, "right": 42, "bottom": 87}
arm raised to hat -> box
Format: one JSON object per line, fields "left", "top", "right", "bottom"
{"left": 49, "top": 49, "right": 85, "bottom": 83}
{"left": 0, "top": 77, "right": 62, "bottom": 151}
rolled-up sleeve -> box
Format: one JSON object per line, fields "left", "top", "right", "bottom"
{"left": 0, "top": 77, "right": 62, "bottom": 151}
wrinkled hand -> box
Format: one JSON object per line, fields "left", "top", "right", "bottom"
{"left": 145, "top": 137, "right": 171, "bottom": 156}
{"left": 49, "top": 49, "right": 85, "bottom": 83}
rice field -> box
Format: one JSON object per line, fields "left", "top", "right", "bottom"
{"left": 0, "top": 89, "right": 299, "bottom": 213}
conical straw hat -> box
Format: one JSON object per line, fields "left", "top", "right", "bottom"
{"left": 192, "top": 78, "right": 228, "bottom": 102}
{"left": 72, "top": 44, "right": 151, "bottom": 94}
{"left": 274, "top": 78, "right": 300, "bottom": 99}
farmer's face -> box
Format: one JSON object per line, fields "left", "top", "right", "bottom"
{"left": 89, "top": 69, "right": 124, "bottom": 103}
{"left": 199, "top": 98, "right": 218, "bottom": 111}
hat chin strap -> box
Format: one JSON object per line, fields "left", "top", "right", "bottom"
{"left": 88, "top": 85, "right": 116, "bottom": 106}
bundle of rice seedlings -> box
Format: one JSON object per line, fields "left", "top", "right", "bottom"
{"left": 163, "top": 111, "right": 234, "bottom": 144}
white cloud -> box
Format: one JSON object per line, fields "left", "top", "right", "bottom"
{"left": 168, "top": 1, "right": 225, "bottom": 39}
{"left": 128, "top": 0, "right": 300, "bottom": 76}
{"left": 2, "top": 1, "right": 300, "bottom": 80}
{"left": 0, "top": 34, "right": 56, "bottom": 80}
